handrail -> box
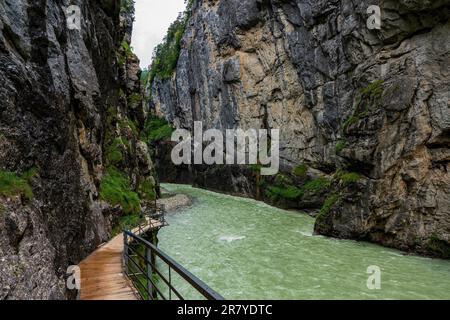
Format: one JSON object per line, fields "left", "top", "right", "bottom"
{"left": 124, "top": 230, "right": 225, "bottom": 300}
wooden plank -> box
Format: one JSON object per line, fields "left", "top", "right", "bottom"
{"left": 78, "top": 220, "right": 162, "bottom": 300}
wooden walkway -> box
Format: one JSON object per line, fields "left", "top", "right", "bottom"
{"left": 79, "top": 220, "right": 162, "bottom": 300}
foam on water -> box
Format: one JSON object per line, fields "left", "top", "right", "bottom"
{"left": 218, "top": 235, "right": 246, "bottom": 243}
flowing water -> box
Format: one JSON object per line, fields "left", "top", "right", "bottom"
{"left": 157, "top": 184, "right": 450, "bottom": 300}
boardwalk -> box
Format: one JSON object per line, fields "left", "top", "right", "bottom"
{"left": 79, "top": 220, "right": 163, "bottom": 300}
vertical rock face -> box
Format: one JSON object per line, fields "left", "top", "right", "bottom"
{"left": 0, "top": 1, "right": 155, "bottom": 299}
{"left": 152, "top": 0, "right": 450, "bottom": 257}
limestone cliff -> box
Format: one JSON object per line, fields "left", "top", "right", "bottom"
{"left": 0, "top": 0, "right": 156, "bottom": 299}
{"left": 151, "top": 0, "right": 450, "bottom": 258}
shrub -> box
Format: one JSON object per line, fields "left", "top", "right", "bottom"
{"left": 0, "top": 169, "right": 36, "bottom": 201}
{"left": 100, "top": 168, "right": 140, "bottom": 215}
{"left": 335, "top": 140, "right": 346, "bottom": 154}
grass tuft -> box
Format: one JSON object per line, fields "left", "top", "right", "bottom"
{"left": 100, "top": 168, "right": 141, "bottom": 215}
{"left": 0, "top": 169, "right": 37, "bottom": 201}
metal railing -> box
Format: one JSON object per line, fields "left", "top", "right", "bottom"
{"left": 123, "top": 230, "right": 225, "bottom": 300}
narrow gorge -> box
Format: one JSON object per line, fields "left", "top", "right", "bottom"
{"left": 0, "top": 0, "right": 449, "bottom": 301}
{"left": 150, "top": 0, "right": 450, "bottom": 259}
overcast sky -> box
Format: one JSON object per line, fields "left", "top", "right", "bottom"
{"left": 131, "top": 0, "right": 186, "bottom": 69}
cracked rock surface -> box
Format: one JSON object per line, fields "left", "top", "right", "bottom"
{"left": 152, "top": 0, "right": 450, "bottom": 258}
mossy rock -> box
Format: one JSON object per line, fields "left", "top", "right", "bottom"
{"left": 426, "top": 234, "right": 450, "bottom": 259}
{"left": 138, "top": 178, "right": 156, "bottom": 201}
{"left": 0, "top": 169, "right": 37, "bottom": 201}
{"left": 335, "top": 140, "right": 346, "bottom": 154}
{"left": 100, "top": 167, "right": 141, "bottom": 215}
{"left": 293, "top": 164, "right": 308, "bottom": 177}
{"left": 336, "top": 170, "right": 361, "bottom": 186}
{"left": 316, "top": 194, "right": 341, "bottom": 222}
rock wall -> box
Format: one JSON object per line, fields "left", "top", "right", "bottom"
{"left": 0, "top": 0, "right": 155, "bottom": 299}
{"left": 151, "top": 0, "right": 450, "bottom": 258}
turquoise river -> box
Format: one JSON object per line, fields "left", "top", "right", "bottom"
{"left": 157, "top": 184, "right": 450, "bottom": 300}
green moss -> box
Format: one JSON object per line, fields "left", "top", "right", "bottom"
{"left": 100, "top": 168, "right": 141, "bottom": 215}
{"left": 335, "top": 140, "right": 346, "bottom": 154}
{"left": 337, "top": 171, "right": 361, "bottom": 185}
{"left": 138, "top": 179, "right": 156, "bottom": 201}
{"left": 317, "top": 194, "right": 340, "bottom": 220}
{"left": 0, "top": 170, "right": 35, "bottom": 201}
{"left": 343, "top": 80, "right": 384, "bottom": 132}
{"left": 111, "top": 212, "right": 142, "bottom": 236}
{"left": 360, "top": 79, "right": 384, "bottom": 98}
{"left": 293, "top": 164, "right": 308, "bottom": 177}
{"left": 343, "top": 115, "right": 359, "bottom": 131}
{"left": 0, "top": 203, "right": 5, "bottom": 216}
{"left": 144, "top": 115, "right": 175, "bottom": 143}
{"left": 275, "top": 174, "right": 293, "bottom": 186}
{"left": 116, "top": 118, "right": 140, "bottom": 137}
{"left": 128, "top": 93, "right": 142, "bottom": 106}
{"left": 249, "top": 164, "right": 262, "bottom": 172}
{"left": 266, "top": 185, "right": 303, "bottom": 201}
{"left": 106, "top": 138, "right": 127, "bottom": 166}
{"left": 302, "top": 177, "right": 331, "bottom": 193}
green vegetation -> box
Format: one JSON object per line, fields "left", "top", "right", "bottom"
{"left": 302, "top": 177, "right": 331, "bottom": 193}
{"left": 146, "top": 1, "right": 193, "bottom": 87}
{"left": 118, "top": 40, "right": 135, "bottom": 66}
{"left": 0, "top": 169, "right": 36, "bottom": 201}
{"left": 249, "top": 164, "right": 262, "bottom": 172}
{"left": 111, "top": 212, "right": 143, "bottom": 236}
{"left": 266, "top": 175, "right": 331, "bottom": 202}
{"left": 335, "top": 140, "right": 346, "bottom": 154}
{"left": 106, "top": 138, "right": 127, "bottom": 166}
{"left": 144, "top": 115, "right": 175, "bottom": 143}
{"left": 343, "top": 80, "right": 384, "bottom": 132}
{"left": 360, "top": 79, "right": 384, "bottom": 98}
{"left": 317, "top": 194, "right": 340, "bottom": 220}
{"left": 293, "top": 164, "right": 308, "bottom": 177}
{"left": 100, "top": 168, "right": 141, "bottom": 215}
{"left": 120, "top": 0, "right": 135, "bottom": 16}
{"left": 266, "top": 185, "right": 303, "bottom": 201}
{"left": 128, "top": 93, "right": 142, "bottom": 106}
{"left": 336, "top": 170, "right": 361, "bottom": 185}
{"left": 138, "top": 178, "right": 156, "bottom": 201}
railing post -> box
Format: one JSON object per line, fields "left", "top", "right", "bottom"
{"left": 146, "top": 247, "right": 154, "bottom": 300}
{"left": 123, "top": 232, "right": 129, "bottom": 274}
